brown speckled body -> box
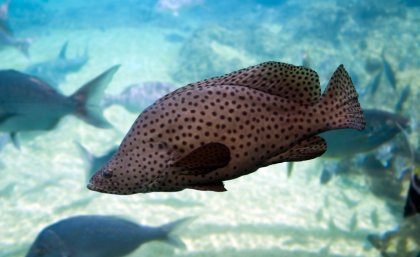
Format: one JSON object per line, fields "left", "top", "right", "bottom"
{"left": 88, "top": 62, "right": 365, "bottom": 194}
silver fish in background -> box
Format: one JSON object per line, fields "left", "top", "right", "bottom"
{"left": 25, "top": 215, "right": 193, "bottom": 257}
{"left": 0, "top": 0, "right": 31, "bottom": 57}
{"left": 0, "top": 65, "right": 119, "bottom": 145}
{"left": 320, "top": 109, "right": 409, "bottom": 158}
{"left": 156, "top": 0, "right": 204, "bottom": 16}
{"left": 103, "top": 81, "right": 177, "bottom": 113}
{"left": 367, "top": 214, "right": 420, "bottom": 257}
{"left": 88, "top": 61, "right": 365, "bottom": 194}
{"left": 24, "top": 41, "right": 89, "bottom": 88}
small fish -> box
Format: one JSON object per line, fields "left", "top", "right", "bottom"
{"left": 0, "top": 0, "right": 11, "bottom": 35}
{"left": 0, "top": 30, "right": 31, "bottom": 57}
{"left": 403, "top": 171, "right": 420, "bottom": 218}
{"left": 0, "top": 0, "right": 31, "bottom": 57}
{"left": 367, "top": 214, "right": 420, "bottom": 257}
{"left": 25, "top": 41, "right": 89, "bottom": 87}
{"left": 164, "top": 33, "right": 185, "bottom": 43}
{"left": 103, "top": 82, "right": 176, "bottom": 113}
{"left": 0, "top": 66, "right": 119, "bottom": 143}
{"left": 321, "top": 109, "right": 408, "bottom": 158}
{"left": 25, "top": 215, "right": 193, "bottom": 257}
{"left": 75, "top": 142, "right": 118, "bottom": 182}
{"left": 382, "top": 51, "right": 397, "bottom": 90}
{"left": 156, "top": 0, "right": 204, "bottom": 16}
{"left": 370, "top": 208, "right": 379, "bottom": 228}
{"left": 88, "top": 61, "right": 365, "bottom": 194}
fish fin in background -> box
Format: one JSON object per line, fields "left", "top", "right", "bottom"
{"left": 381, "top": 50, "right": 397, "bottom": 90}
{"left": 287, "top": 162, "right": 294, "bottom": 178}
{"left": 315, "top": 64, "right": 366, "bottom": 131}
{"left": 394, "top": 84, "right": 411, "bottom": 113}
{"left": 158, "top": 217, "right": 195, "bottom": 249}
{"left": 74, "top": 141, "right": 95, "bottom": 180}
{"left": 58, "top": 41, "right": 68, "bottom": 59}
{"left": 262, "top": 136, "right": 327, "bottom": 167}
{"left": 10, "top": 132, "right": 19, "bottom": 149}
{"left": 173, "top": 142, "right": 230, "bottom": 175}
{"left": 403, "top": 171, "right": 420, "bottom": 218}
{"left": 188, "top": 181, "right": 227, "bottom": 192}
{"left": 70, "top": 65, "right": 120, "bottom": 128}
{"left": 192, "top": 61, "right": 321, "bottom": 105}
{"left": 0, "top": 111, "right": 16, "bottom": 123}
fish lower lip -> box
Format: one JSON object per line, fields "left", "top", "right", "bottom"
{"left": 87, "top": 183, "right": 104, "bottom": 192}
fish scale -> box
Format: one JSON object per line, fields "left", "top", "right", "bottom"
{"left": 88, "top": 61, "right": 365, "bottom": 194}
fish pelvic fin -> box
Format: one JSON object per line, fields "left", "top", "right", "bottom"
{"left": 315, "top": 65, "right": 366, "bottom": 131}
{"left": 158, "top": 217, "right": 196, "bottom": 249}
{"left": 70, "top": 65, "right": 120, "bottom": 128}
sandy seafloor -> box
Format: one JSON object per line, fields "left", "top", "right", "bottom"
{"left": 0, "top": 4, "right": 419, "bottom": 256}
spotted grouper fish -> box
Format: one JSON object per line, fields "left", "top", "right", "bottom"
{"left": 88, "top": 61, "right": 365, "bottom": 194}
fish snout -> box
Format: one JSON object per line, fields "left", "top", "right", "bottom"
{"left": 86, "top": 167, "right": 114, "bottom": 193}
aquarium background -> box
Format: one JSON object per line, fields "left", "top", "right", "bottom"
{"left": 1, "top": 0, "right": 419, "bottom": 256}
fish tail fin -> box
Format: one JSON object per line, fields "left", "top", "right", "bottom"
{"left": 317, "top": 65, "right": 366, "bottom": 131}
{"left": 70, "top": 65, "right": 120, "bottom": 128}
{"left": 158, "top": 216, "right": 195, "bottom": 249}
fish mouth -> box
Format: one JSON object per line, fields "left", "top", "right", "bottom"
{"left": 86, "top": 183, "right": 107, "bottom": 193}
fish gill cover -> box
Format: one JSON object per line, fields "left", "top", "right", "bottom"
{"left": 0, "top": 0, "right": 419, "bottom": 257}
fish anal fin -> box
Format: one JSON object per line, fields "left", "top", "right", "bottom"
{"left": 193, "top": 61, "right": 321, "bottom": 105}
{"left": 188, "top": 181, "right": 227, "bottom": 192}
{"left": 173, "top": 143, "right": 230, "bottom": 175}
{"left": 263, "top": 136, "right": 327, "bottom": 166}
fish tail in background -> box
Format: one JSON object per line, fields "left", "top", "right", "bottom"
{"left": 102, "top": 94, "right": 120, "bottom": 109}
{"left": 70, "top": 65, "right": 120, "bottom": 128}
{"left": 157, "top": 217, "right": 195, "bottom": 248}
{"left": 403, "top": 172, "right": 420, "bottom": 218}
{"left": 315, "top": 65, "right": 366, "bottom": 131}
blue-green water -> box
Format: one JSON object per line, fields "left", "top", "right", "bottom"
{"left": 1, "top": 0, "right": 419, "bottom": 256}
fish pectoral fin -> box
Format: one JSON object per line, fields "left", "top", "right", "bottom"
{"left": 262, "top": 136, "right": 327, "bottom": 166}
{"left": 188, "top": 181, "right": 227, "bottom": 192}
{"left": 173, "top": 142, "right": 230, "bottom": 175}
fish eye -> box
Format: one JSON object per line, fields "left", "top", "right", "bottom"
{"left": 102, "top": 170, "right": 113, "bottom": 179}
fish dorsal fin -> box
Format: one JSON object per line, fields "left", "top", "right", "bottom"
{"left": 193, "top": 61, "right": 321, "bottom": 105}
{"left": 58, "top": 41, "right": 68, "bottom": 59}
{"left": 173, "top": 143, "right": 230, "bottom": 175}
